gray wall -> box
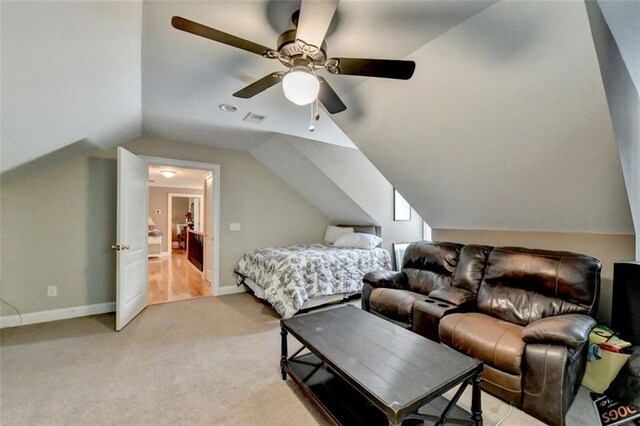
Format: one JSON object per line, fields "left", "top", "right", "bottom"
{"left": 148, "top": 186, "right": 203, "bottom": 252}
{"left": 432, "top": 228, "right": 636, "bottom": 325}
{"left": 0, "top": 136, "right": 331, "bottom": 316}
{"left": 124, "top": 136, "right": 332, "bottom": 291}
{"left": 1, "top": 157, "right": 117, "bottom": 315}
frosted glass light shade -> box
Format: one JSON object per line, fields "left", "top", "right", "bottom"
{"left": 282, "top": 69, "right": 320, "bottom": 105}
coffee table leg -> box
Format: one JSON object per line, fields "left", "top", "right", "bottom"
{"left": 280, "top": 326, "right": 288, "bottom": 380}
{"left": 471, "top": 366, "right": 483, "bottom": 426}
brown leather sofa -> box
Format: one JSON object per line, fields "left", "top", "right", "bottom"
{"left": 362, "top": 241, "right": 601, "bottom": 426}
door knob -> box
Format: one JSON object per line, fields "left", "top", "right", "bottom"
{"left": 122, "top": 245, "right": 130, "bottom": 250}
{"left": 111, "top": 245, "right": 121, "bottom": 251}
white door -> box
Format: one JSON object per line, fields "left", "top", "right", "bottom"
{"left": 203, "top": 172, "right": 214, "bottom": 284}
{"left": 116, "top": 147, "right": 149, "bottom": 330}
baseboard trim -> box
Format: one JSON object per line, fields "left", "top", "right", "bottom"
{"left": 149, "top": 251, "right": 171, "bottom": 259}
{"left": 218, "top": 286, "right": 247, "bottom": 296}
{"left": 0, "top": 302, "right": 115, "bottom": 329}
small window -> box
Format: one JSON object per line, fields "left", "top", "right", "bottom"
{"left": 394, "top": 189, "right": 411, "bottom": 221}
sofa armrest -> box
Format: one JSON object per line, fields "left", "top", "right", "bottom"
{"left": 428, "top": 287, "right": 476, "bottom": 307}
{"left": 363, "top": 270, "right": 407, "bottom": 290}
{"left": 522, "top": 314, "right": 596, "bottom": 350}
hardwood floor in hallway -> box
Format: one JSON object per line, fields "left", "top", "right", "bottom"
{"left": 148, "top": 248, "right": 211, "bottom": 304}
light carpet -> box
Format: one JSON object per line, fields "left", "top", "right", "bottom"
{"left": 1, "top": 294, "right": 600, "bottom": 425}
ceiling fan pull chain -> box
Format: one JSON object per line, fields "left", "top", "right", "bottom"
{"left": 309, "top": 102, "right": 315, "bottom": 132}
{"left": 314, "top": 97, "right": 320, "bottom": 122}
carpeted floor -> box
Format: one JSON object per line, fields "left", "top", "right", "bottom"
{"left": 1, "top": 294, "right": 600, "bottom": 425}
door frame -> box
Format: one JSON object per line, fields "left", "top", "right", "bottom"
{"left": 167, "top": 192, "right": 204, "bottom": 252}
{"left": 142, "top": 156, "right": 222, "bottom": 296}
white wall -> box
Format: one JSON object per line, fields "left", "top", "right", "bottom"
{"left": 1, "top": 1, "right": 142, "bottom": 173}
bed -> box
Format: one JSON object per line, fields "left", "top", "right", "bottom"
{"left": 234, "top": 225, "right": 391, "bottom": 318}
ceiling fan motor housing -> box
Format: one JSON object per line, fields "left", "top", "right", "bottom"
{"left": 277, "top": 29, "right": 327, "bottom": 68}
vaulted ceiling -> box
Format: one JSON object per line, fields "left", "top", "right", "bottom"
{"left": 1, "top": 0, "right": 636, "bottom": 237}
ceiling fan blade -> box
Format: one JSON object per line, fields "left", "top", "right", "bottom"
{"left": 172, "top": 16, "right": 274, "bottom": 57}
{"left": 317, "top": 77, "right": 346, "bottom": 114}
{"left": 328, "top": 57, "right": 416, "bottom": 80}
{"left": 233, "top": 73, "right": 284, "bottom": 99}
{"left": 296, "top": 0, "right": 339, "bottom": 51}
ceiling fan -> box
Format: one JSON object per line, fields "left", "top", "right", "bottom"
{"left": 171, "top": 0, "right": 416, "bottom": 115}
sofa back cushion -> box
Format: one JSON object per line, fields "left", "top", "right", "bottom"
{"left": 401, "top": 241, "right": 463, "bottom": 295}
{"left": 452, "top": 245, "right": 493, "bottom": 294}
{"left": 477, "top": 247, "right": 601, "bottom": 326}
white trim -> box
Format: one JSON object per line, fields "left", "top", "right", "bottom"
{"left": 0, "top": 302, "right": 115, "bottom": 329}
{"left": 148, "top": 251, "right": 171, "bottom": 258}
{"left": 141, "top": 156, "right": 222, "bottom": 297}
{"left": 218, "top": 286, "right": 247, "bottom": 296}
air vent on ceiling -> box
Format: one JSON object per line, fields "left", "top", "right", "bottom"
{"left": 243, "top": 112, "right": 266, "bottom": 124}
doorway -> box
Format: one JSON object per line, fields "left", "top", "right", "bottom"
{"left": 144, "top": 159, "right": 221, "bottom": 305}
{"left": 115, "top": 149, "right": 221, "bottom": 330}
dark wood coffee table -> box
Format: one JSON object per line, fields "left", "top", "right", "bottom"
{"left": 280, "top": 305, "right": 483, "bottom": 426}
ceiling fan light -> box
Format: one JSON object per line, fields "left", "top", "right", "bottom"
{"left": 282, "top": 68, "right": 320, "bottom": 106}
{"left": 161, "top": 170, "right": 176, "bottom": 178}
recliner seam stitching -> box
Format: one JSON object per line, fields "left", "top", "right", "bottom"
{"left": 524, "top": 344, "right": 550, "bottom": 396}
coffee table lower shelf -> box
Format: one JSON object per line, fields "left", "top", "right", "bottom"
{"left": 286, "top": 352, "right": 474, "bottom": 426}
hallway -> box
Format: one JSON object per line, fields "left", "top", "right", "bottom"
{"left": 148, "top": 249, "right": 211, "bottom": 304}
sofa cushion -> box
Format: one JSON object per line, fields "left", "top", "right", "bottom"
{"left": 429, "top": 287, "right": 476, "bottom": 306}
{"left": 401, "top": 241, "right": 463, "bottom": 295}
{"left": 477, "top": 247, "right": 601, "bottom": 326}
{"left": 439, "top": 312, "right": 525, "bottom": 375}
{"left": 369, "top": 288, "right": 425, "bottom": 324}
{"left": 452, "top": 244, "right": 492, "bottom": 293}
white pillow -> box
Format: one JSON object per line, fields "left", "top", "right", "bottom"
{"left": 323, "top": 226, "right": 354, "bottom": 244}
{"left": 333, "top": 232, "right": 382, "bottom": 250}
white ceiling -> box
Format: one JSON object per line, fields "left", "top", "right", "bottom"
{"left": 2, "top": 0, "right": 635, "bottom": 236}
{"left": 148, "top": 164, "right": 209, "bottom": 189}
{"left": 140, "top": 0, "right": 495, "bottom": 152}
{"left": 1, "top": 0, "right": 143, "bottom": 173}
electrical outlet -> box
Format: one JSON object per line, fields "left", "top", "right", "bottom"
{"left": 47, "top": 286, "right": 57, "bottom": 297}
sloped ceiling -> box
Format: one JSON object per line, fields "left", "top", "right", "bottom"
{"left": 597, "top": 0, "right": 640, "bottom": 93}
{"left": 586, "top": 1, "right": 639, "bottom": 257}
{"left": 1, "top": 1, "right": 143, "bottom": 173}
{"left": 333, "top": 0, "right": 634, "bottom": 234}
{"left": 251, "top": 136, "right": 373, "bottom": 224}
{"left": 1, "top": 0, "right": 635, "bottom": 237}
{"left": 140, "top": 0, "right": 494, "bottom": 151}
{"left": 251, "top": 134, "right": 424, "bottom": 250}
